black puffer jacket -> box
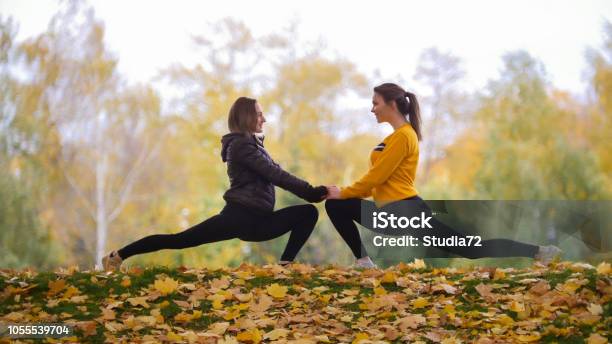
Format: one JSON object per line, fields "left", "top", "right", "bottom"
{"left": 221, "top": 133, "right": 325, "bottom": 213}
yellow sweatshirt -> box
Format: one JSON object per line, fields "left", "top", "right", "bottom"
{"left": 340, "top": 123, "right": 419, "bottom": 205}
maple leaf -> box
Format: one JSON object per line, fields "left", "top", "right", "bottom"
{"left": 373, "top": 286, "right": 387, "bottom": 295}
{"left": 441, "top": 337, "right": 462, "bottom": 344}
{"left": 3, "top": 312, "right": 24, "bottom": 322}
{"left": 266, "top": 283, "right": 288, "bottom": 299}
{"left": 219, "top": 335, "right": 239, "bottom": 344}
{"left": 166, "top": 331, "right": 183, "bottom": 342}
{"left": 528, "top": 280, "right": 550, "bottom": 295}
{"left": 509, "top": 300, "right": 525, "bottom": 312}
{"left": 47, "top": 279, "right": 66, "bottom": 296}
{"left": 352, "top": 332, "right": 369, "bottom": 344}
{"left": 236, "top": 328, "right": 262, "bottom": 344}
{"left": 126, "top": 296, "right": 149, "bottom": 308}
{"left": 381, "top": 271, "right": 397, "bottom": 283}
{"left": 475, "top": 283, "right": 496, "bottom": 301}
{"left": 102, "top": 308, "right": 116, "bottom": 320}
{"left": 154, "top": 276, "right": 179, "bottom": 295}
{"left": 432, "top": 283, "right": 457, "bottom": 294}
{"left": 234, "top": 292, "right": 252, "bottom": 302}
{"left": 120, "top": 276, "right": 131, "bottom": 287}
{"left": 395, "top": 314, "right": 426, "bottom": 330}
{"left": 516, "top": 333, "right": 541, "bottom": 342}
{"left": 587, "top": 333, "right": 608, "bottom": 344}
{"left": 412, "top": 297, "right": 429, "bottom": 309}
{"left": 135, "top": 315, "right": 157, "bottom": 327}
{"left": 596, "top": 261, "right": 610, "bottom": 275}
{"left": 264, "top": 328, "right": 290, "bottom": 340}
{"left": 587, "top": 303, "right": 603, "bottom": 315}
{"left": 174, "top": 311, "right": 192, "bottom": 323}
{"left": 74, "top": 321, "right": 98, "bottom": 337}
{"left": 210, "top": 277, "right": 231, "bottom": 290}
{"left": 207, "top": 322, "right": 230, "bottom": 335}
{"left": 410, "top": 258, "right": 426, "bottom": 269}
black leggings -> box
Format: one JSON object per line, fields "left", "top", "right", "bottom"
{"left": 118, "top": 202, "right": 318, "bottom": 262}
{"left": 325, "top": 196, "right": 539, "bottom": 259}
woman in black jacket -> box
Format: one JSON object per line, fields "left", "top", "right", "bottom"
{"left": 102, "top": 97, "right": 327, "bottom": 270}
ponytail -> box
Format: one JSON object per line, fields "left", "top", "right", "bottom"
{"left": 405, "top": 92, "right": 422, "bottom": 141}
{"left": 373, "top": 83, "right": 423, "bottom": 141}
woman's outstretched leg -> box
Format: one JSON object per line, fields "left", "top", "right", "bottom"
{"left": 324, "top": 196, "right": 550, "bottom": 265}
{"left": 423, "top": 216, "right": 540, "bottom": 259}
{"left": 246, "top": 204, "right": 319, "bottom": 262}
{"left": 116, "top": 213, "right": 243, "bottom": 260}
{"left": 104, "top": 203, "right": 255, "bottom": 270}
{"left": 401, "top": 197, "right": 541, "bottom": 259}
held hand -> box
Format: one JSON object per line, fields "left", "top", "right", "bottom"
{"left": 325, "top": 185, "right": 341, "bottom": 199}
{"left": 314, "top": 185, "right": 328, "bottom": 202}
{"left": 304, "top": 185, "right": 328, "bottom": 203}
{"left": 318, "top": 185, "right": 329, "bottom": 201}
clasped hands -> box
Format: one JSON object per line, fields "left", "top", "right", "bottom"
{"left": 324, "top": 185, "right": 340, "bottom": 199}
{"left": 306, "top": 185, "right": 341, "bottom": 203}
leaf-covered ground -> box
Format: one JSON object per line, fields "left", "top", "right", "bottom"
{"left": 1, "top": 260, "right": 610, "bottom": 344}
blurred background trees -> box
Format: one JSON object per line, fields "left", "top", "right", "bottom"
{"left": 0, "top": 1, "right": 610, "bottom": 269}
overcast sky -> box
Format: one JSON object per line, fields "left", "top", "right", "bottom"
{"left": 2, "top": 0, "right": 612, "bottom": 97}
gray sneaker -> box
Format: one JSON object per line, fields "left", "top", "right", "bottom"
{"left": 354, "top": 256, "right": 378, "bottom": 269}
{"left": 102, "top": 250, "right": 123, "bottom": 271}
{"left": 535, "top": 245, "right": 562, "bottom": 265}
{"left": 278, "top": 260, "right": 293, "bottom": 267}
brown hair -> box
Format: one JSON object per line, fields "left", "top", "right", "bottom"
{"left": 228, "top": 97, "right": 258, "bottom": 134}
{"left": 373, "top": 83, "right": 422, "bottom": 141}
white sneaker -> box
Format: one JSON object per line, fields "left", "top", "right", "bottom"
{"left": 354, "top": 256, "right": 378, "bottom": 269}
{"left": 535, "top": 245, "right": 562, "bottom": 265}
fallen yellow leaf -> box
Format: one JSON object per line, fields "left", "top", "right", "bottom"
{"left": 587, "top": 303, "right": 603, "bottom": 315}
{"left": 509, "top": 301, "right": 525, "bottom": 313}
{"left": 374, "top": 286, "right": 387, "bottom": 295}
{"left": 381, "top": 271, "right": 396, "bottom": 283}
{"left": 587, "top": 333, "right": 608, "bottom": 344}
{"left": 264, "top": 328, "right": 290, "bottom": 340}
{"left": 236, "top": 328, "right": 262, "bottom": 344}
{"left": 47, "top": 279, "right": 66, "bottom": 296}
{"left": 516, "top": 333, "right": 541, "bottom": 342}
{"left": 166, "top": 331, "right": 182, "bottom": 342}
{"left": 412, "top": 297, "right": 429, "bottom": 309}
{"left": 266, "top": 283, "right": 288, "bottom": 299}
{"left": 174, "top": 311, "right": 192, "bottom": 323}
{"left": 126, "top": 296, "right": 149, "bottom": 308}
{"left": 154, "top": 276, "right": 179, "bottom": 295}
{"left": 120, "top": 276, "right": 131, "bottom": 287}
{"left": 596, "top": 262, "right": 610, "bottom": 275}
{"left": 219, "top": 335, "right": 239, "bottom": 344}
{"left": 207, "top": 322, "right": 230, "bottom": 335}
{"left": 352, "top": 332, "right": 369, "bottom": 344}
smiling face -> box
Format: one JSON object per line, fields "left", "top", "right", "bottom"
{"left": 253, "top": 102, "right": 266, "bottom": 133}
{"left": 371, "top": 92, "right": 397, "bottom": 123}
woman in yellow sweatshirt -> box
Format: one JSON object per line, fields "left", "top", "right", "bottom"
{"left": 325, "top": 83, "right": 561, "bottom": 268}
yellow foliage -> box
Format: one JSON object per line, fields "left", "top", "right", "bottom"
{"left": 266, "top": 283, "right": 288, "bottom": 299}
{"left": 153, "top": 277, "right": 179, "bottom": 295}
{"left": 236, "top": 328, "right": 262, "bottom": 344}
